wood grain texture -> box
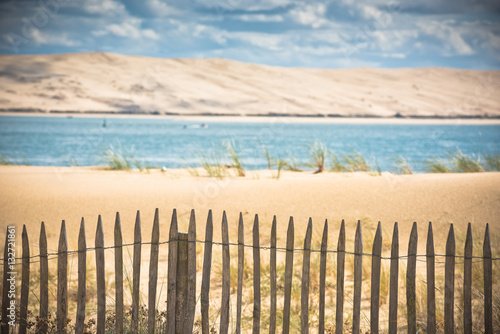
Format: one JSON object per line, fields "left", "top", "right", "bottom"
{"left": 426, "top": 222, "right": 436, "bottom": 334}
{"left": 335, "top": 220, "right": 345, "bottom": 334}
{"left": 75, "top": 219, "right": 86, "bottom": 334}
{"left": 19, "top": 225, "right": 29, "bottom": 334}
{"left": 148, "top": 209, "right": 160, "bottom": 334}
{"left": 114, "top": 213, "right": 124, "bottom": 334}
{"left": 167, "top": 209, "right": 179, "bottom": 334}
{"left": 370, "top": 222, "right": 382, "bottom": 334}
{"left": 253, "top": 214, "right": 261, "bottom": 334}
{"left": 301, "top": 219, "right": 312, "bottom": 334}
{"left": 318, "top": 220, "right": 328, "bottom": 334}
{"left": 39, "top": 222, "right": 49, "bottom": 334}
{"left": 269, "top": 216, "right": 277, "bottom": 334}
{"left": 57, "top": 221, "right": 68, "bottom": 334}
{"left": 131, "top": 211, "right": 142, "bottom": 333}
{"left": 201, "top": 210, "right": 213, "bottom": 334}
{"left": 406, "top": 222, "right": 418, "bottom": 334}
{"left": 352, "top": 220, "right": 363, "bottom": 334}
{"left": 175, "top": 233, "right": 188, "bottom": 334}
{"left": 185, "top": 209, "right": 197, "bottom": 334}
{"left": 388, "top": 222, "right": 399, "bottom": 334}
{"left": 463, "top": 223, "right": 472, "bottom": 334}
{"left": 220, "top": 212, "right": 230, "bottom": 334}
{"left": 236, "top": 213, "right": 244, "bottom": 334}
{"left": 483, "top": 224, "right": 492, "bottom": 334}
{"left": 282, "top": 217, "right": 294, "bottom": 334}
{"left": 444, "top": 224, "right": 455, "bottom": 334}
{"left": 95, "top": 216, "right": 106, "bottom": 334}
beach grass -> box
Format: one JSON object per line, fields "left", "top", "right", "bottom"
{"left": 224, "top": 139, "right": 245, "bottom": 177}
{"left": 101, "top": 144, "right": 145, "bottom": 171}
{"left": 307, "top": 141, "right": 328, "bottom": 173}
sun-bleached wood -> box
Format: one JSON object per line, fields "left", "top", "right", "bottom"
{"left": 370, "top": 222, "right": 382, "bottom": 334}
{"left": 175, "top": 232, "right": 188, "bottom": 334}
{"left": 236, "top": 213, "right": 244, "bottom": 334}
{"left": 270, "top": 216, "right": 277, "bottom": 334}
{"left": 318, "top": 220, "right": 328, "bottom": 334}
{"left": 57, "top": 221, "right": 68, "bottom": 333}
{"left": 464, "top": 223, "right": 472, "bottom": 334}
{"left": 186, "top": 209, "right": 197, "bottom": 334}
{"left": 388, "top": 222, "right": 399, "bottom": 334}
{"left": 39, "top": 222, "right": 49, "bottom": 334}
{"left": 19, "top": 225, "right": 29, "bottom": 334}
{"left": 282, "top": 217, "right": 294, "bottom": 334}
{"left": 220, "top": 212, "right": 230, "bottom": 334}
{"left": 444, "top": 224, "right": 455, "bottom": 334}
{"left": 148, "top": 209, "right": 160, "bottom": 334}
{"left": 131, "top": 211, "right": 142, "bottom": 333}
{"left": 75, "top": 219, "right": 86, "bottom": 334}
{"left": 335, "top": 220, "right": 346, "bottom": 334}
{"left": 353, "top": 220, "right": 363, "bottom": 334}
{"left": 253, "top": 214, "right": 261, "bottom": 334}
{"left": 167, "top": 209, "right": 179, "bottom": 334}
{"left": 426, "top": 222, "right": 436, "bottom": 334}
{"left": 301, "top": 219, "right": 313, "bottom": 334}
{"left": 406, "top": 222, "right": 418, "bottom": 334}
{"left": 201, "top": 210, "right": 213, "bottom": 334}
{"left": 483, "top": 224, "right": 492, "bottom": 334}
{"left": 114, "top": 213, "right": 124, "bottom": 334}
{"left": 95, "top": 216, "right": 106, "bottom": 334}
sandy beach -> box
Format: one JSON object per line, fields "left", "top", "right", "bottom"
{"left": 1, "top": 166, "right": 498, "bottom": 252}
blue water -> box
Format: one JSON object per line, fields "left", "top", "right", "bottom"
{"left": 0, "top": 115, "right": 499, "bottom": 173}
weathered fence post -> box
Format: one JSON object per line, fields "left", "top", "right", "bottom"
{"left": 39, "top": 222, "right": 49, "bottom": 334}
{"left": 131, "top": 211, "right": 142, "bottom": 333}
{"left": 406, "top": 222, "right": 418, "bottom": 334}
{"left": 175, "top": 232, "right": 189, "bottom": 334}
{"left": 114, "top": 213, "right": 124, "bottom": 334}
{"left": 282, "top": 217, "right": 294, "bottom": 334}
{"left": 253, "top": 214, "right": 261, "bottom": 334}
{"left": 148, "top": 209, "right": 160, "bottom": 334}
{"left": 301, "top": 219, "right": 313, "bottom": 334}
{"left": 353, "top": 220, "right": 363, "bottom": 334}
{"left": 388, "top": 222, "right": 398, "bottom": 334}
{"left": 19, "top": 225, "right": 29, "bottom": 334}
{"left": 444, "top": 224, "right": 455, "bottom": 334}
{"left": 335, "top": 220, "right": 346, "bottom": 334}
{"left": 75, "top": 219, "right": 86, "bottom": 334}
{"left": 426, "top": 222, "right": 436, "bottom": 334}
{"left": 236, "top": 213, "right": 244, "bottom": 334}
{"left": 96, "top": 216, "right": 106, "bottom": 334}
{"left": 57, "top": 221, "right": 68, "bottom": 334}
{"left": 370, "top": 222, "right": 382, "bottom": 334}
{"left": 201, "top": 210, "right": 213, "bottom": 334}
{"left": 318, "top": 219, "right": 328, "bottom": 334}
{"left": 167, "top": 209, "right": 179, "bottom": 334}
{"left": 220, "top": 211, "right": 230, "bottom": 334}
{"left": 186, "top": 209, "right": 197, "bottom": 333}
{"left": 270, "top": 216, "right": 277, "bottom": 334}
{"left": 483, "top": 224, "right": 492, "bottom": 334}
{"left": 464, "top": 223, "right": 472, "bottom": 334}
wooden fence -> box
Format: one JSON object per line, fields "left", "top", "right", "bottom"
{"left": 0, "top": 208, "right": 496, "bottom": 334}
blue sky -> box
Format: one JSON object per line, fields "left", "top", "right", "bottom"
{"left": 1, "top": 0, "right": 499, "bottom": 69}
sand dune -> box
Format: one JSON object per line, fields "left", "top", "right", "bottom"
{"left": 0, "top": 52, "right": 499, "bottom": 118}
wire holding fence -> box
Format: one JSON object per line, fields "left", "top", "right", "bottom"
{"left": 0, "top": 208, "right": 498, "bottom": 333}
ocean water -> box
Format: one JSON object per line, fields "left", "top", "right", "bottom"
{"left": 0, "top": 115, "right": 499, "bottom": 173}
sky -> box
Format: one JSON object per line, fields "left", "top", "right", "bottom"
{"left": 0, "top": 0, "right": 499, "bottom": 69}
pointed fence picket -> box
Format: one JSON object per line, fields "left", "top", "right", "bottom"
{"left": 0, "top": 210, "right": 496, "bottom": 333}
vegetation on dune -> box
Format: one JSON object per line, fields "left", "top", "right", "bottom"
{"left": 307, "top": 141, "right": 328, "bottom": 173}
{"left": 101, "top": 144, "right": 145, "bottom": 171}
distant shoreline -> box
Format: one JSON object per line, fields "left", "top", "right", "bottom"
{"left": 2, "top": 110, "right": 500, "bottom": 125}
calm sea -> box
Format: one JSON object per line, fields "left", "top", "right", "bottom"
{"left": 0, "top": 115, "right": 499, "bottom": 173}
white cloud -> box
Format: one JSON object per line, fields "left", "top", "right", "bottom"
{"left": 289, "top": 3, "right": 328, "bottom": 28}
{"left": 93, "top": 18, "right": 160, "bottom": 40}
{"left": 82, "top": 0, "right": 127, "bottom": 16}
{"left": 418, "top": 20, "right": 475, "bottom": 56}
{"left": 236, "top": 14, "right": 284, "bottom": 22}
{"left": 31, "top": 29, "right": 81, "bottom": 47}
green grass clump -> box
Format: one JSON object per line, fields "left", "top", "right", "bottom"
{"left": 224, "top": 139, "right": 245, "bottom": 177}
{"left": 0, "top": 154, "right": 11, "bottom": 165}
{"left": 480, "top": 147, "right": 500, "bottom": 171}
{"left": 449, "top": 149, "right": 484, "bottom": 173}
{"left": 424, "top": 157, "right": 451, "bottom": 173}
{"left": 101, "top": 144, "right": 144, "bottom": 170}
{"left": 394, "top": 156, "right": 413, "bottom": 174}
{"left": 343, "top": 148, "right": 371, "bottom": 172}
{"left": 307, "top": 141, "right": 328, "bottom": 173}
{"left": 328, "top": 151, "right": 345, "bottom": 172}
{"left": 198, "top": 150, "right": 226, "bottom": 180}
